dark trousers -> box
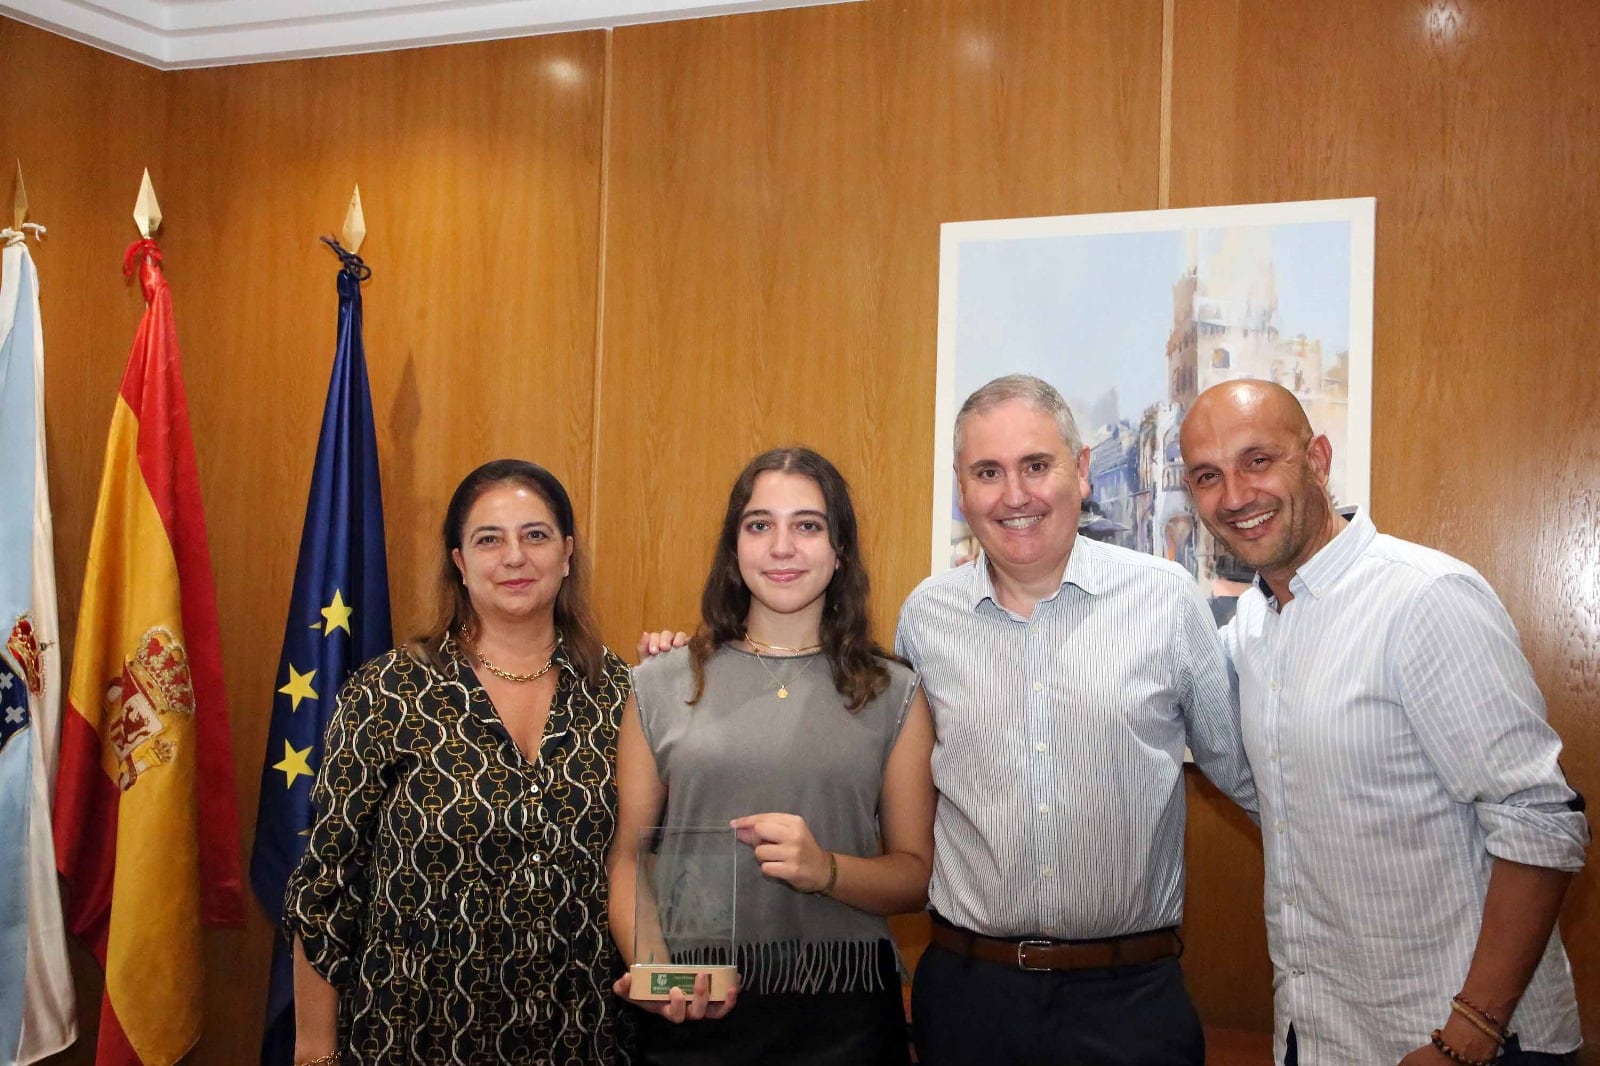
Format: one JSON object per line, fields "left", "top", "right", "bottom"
{"left": 911, "top": 942, "right": 1204, "bottom": 1066}
{"left": 634, "top": 984, "right": 910, "bottom": 1066}
{"left": 1283, "top": 1024, "right": 1577, "bottom": 1066}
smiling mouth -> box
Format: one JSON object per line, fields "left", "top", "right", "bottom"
{"left": 998, "top": 515, "right": 1044, "bottom": 530}
{"left": 1229, "top": 510, "right": 1277, "bottom": 531}
{"left": 764, "top": 570, "right": 806, "bottom": 582}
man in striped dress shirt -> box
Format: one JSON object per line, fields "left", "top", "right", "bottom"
{"left": 1180, "top": 379, "right": 1587, "bottom": 1066}
{"left": 897, "top": 374, "right": 1258, "bottom": 1066}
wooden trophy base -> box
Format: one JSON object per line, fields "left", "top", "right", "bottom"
{"left": 629, "top": 963, "right": 738, "bottom": 1002}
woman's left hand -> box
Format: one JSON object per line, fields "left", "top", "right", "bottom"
{"left": 730, "top": 813, "right": 831, "bottom": 893}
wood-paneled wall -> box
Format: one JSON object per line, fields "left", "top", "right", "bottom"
{"left": 4, "top": 0, "right": 1595, "bottom": 1060}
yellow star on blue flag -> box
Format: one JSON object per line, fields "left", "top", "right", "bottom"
{"left": 277, "top": 665, "right": 317, "bottom": 711}
{"left": 272, "top": 740, "right": 315, "bottom": 788}
{"left": 320, "top": 589, "right": 353, "bottom": 635}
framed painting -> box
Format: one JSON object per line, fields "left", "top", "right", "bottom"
{"left": 933, "top": 198, "right": 1375, "bottom": 622}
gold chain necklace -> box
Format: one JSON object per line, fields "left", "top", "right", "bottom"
{"left": 749, "top": 646, "right": 817, "bottom": 699}
{"left": 476, "top": 652, "right": 554, "bottom": 683}
{"left": 461, "top": 626, "right": 556, "bottom": 683}
{"left": 746, "top": 635, "right": 823, "bottom": 654}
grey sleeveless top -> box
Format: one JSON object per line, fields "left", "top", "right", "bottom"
{"left": 632, "top": 644, "right": 920, "bottom": 994}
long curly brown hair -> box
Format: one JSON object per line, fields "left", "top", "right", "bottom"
{"left": 688, "top": 447, "right": 896, "bottom": 711}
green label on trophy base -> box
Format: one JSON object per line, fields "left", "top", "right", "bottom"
{"left": 650, "top": 972, "right": 697, "bottom": 995}
{"left": 629, "top": 963, "right": 738, "bottom": 1002}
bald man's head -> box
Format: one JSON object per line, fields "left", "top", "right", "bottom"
{"left": 1184, "top": 380, "right": 1314, "bottom": 448}
{"left": 1179, "top": 380, "right": 1341, "bottom": 604}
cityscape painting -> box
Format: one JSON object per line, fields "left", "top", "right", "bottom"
{"left": 931, "top": 198, "right": 1375, "bottom": 622}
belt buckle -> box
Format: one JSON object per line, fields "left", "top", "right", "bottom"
{"left": 1016, "top": 939, "right": 1055, "bottom": 971}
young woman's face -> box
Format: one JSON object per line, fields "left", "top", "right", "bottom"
{"left": 736, "top": 471, "right": 838, "bottom": 622}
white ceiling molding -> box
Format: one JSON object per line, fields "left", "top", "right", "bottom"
{"left": 0, "top": 0, "right": 863, "bottom": 69}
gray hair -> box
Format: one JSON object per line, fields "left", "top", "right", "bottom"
{"left": 954, "top": 374, "right": 1083, "bottom": 457}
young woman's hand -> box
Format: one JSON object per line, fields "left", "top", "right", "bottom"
{"left": 730, "top": 813, "right": 833, "bottom": 894}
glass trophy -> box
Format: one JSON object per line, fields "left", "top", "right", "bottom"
{"left": 630, "top": 826, "right": 739, "bottom": 1001}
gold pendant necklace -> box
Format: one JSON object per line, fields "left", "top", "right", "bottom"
{"left": 750, "top": 645, "right": 817, "bottom": 699}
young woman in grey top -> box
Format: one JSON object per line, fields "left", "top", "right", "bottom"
{"left": 607, "top": 447, "right": 936, "bottom": 1065}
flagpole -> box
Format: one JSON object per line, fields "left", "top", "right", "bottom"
{"left": 251, "top": 192, "right": 391, "bottom": 1066}
{"left": 55, "top": 173, "right": 244, "bottom": 1066}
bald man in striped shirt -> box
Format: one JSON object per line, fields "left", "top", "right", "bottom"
{"left": 897, "top": 374, "right": 1258, "bottom": 1066}
{"left": 1180, "top": 379, "right": 1586, "bottom": 1066}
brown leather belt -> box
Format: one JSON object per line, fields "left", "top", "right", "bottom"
{"left": 928, "top": 917, "right": 1181, "bottom": 972}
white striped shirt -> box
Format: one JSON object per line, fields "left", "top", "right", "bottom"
{"left": 1224, "top": 509, "right": 1587, "bottom": 1065}
{"left": 895, "top": 535, "right": 1256, "bottom": 939}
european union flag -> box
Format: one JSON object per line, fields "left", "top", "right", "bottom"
{"left": 249, "top": 240, "right": 391, "bottom": 1066}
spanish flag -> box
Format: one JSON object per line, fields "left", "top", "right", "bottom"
{"left": 54, "top": 238, "right": 244, "bottom": 1066}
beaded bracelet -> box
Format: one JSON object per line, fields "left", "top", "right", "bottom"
{"left": 812, "top": 852, "right": 839, "bottom": 896}
{"left": 1430, "top": 1029, "right": 1498, "bottom": 1066}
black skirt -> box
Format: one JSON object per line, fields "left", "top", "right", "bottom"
{"left": 631, "top": 941, "right": 909, "bottom": 1066}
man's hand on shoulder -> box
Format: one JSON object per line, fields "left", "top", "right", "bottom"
{"left": 637, "top": 629, "right": 689, "bottom": 663}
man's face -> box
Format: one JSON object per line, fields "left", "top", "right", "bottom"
{"left": 956, "top": 399, "right": 1089, "bottom": 586}
{"left": 1180, "top": 395, "right": 1334, "bottom": 588}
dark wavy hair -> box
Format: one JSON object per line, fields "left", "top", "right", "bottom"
{"left": 411, "top": 459, "right": 605, "bottom": 685}
{"left": 688, "top": 447, "right": 895, "bottom": 711}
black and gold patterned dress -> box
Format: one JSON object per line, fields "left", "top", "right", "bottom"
{"left": 285, "top": 636, "right": 632, "bottom": 1065}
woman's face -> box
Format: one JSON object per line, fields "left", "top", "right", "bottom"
{"left": 736, "top": 471, "right": 838, "bottom": 623}
{"left": 451, "top": 482, "right": 573, "bottom": 629}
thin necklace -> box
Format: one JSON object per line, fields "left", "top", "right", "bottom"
{"left": 745, "top": 635, "right": 823, "bottom": 655}
{"left": 750, "top": 645, "right": 816, "bottom": 699}
{"left": 462, "top": 626, "right": 556, "bottom": 684}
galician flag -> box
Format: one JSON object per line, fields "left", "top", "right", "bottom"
{"left": 249, "top": 238, "right": 391, "bottom": 1066}
{"left": 0, "top": 229, "right": 75, "bottom": 1066}
{"left": 53, "top": 237, "right": 245, "bottom": 1066}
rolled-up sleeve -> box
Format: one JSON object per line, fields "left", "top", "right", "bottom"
{"left": 1394, "top": 573, "right": 1589, "bottom": 872}
{"left": 283, "top": 664, "right": 392, "bottom": 986}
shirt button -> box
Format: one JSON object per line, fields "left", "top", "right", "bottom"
{"left": 532, "top": 854, "right": 543, "bottom": 864}
{"left": 1269, "top": 751, "right": 1278, "bottom": 762}
{"left": 1037, "top": 804, "right": 1050, "bottom": 815}
{"left": 1034, "top": 742, "right": 1048, "bottom": 754}
{"left": 1269, "top": 680, "right": 1280, "bottom": 692}
{"left": 1041, "top": 866, "right": 1055, "bottom": 878}
{"left": 1275, "top": 821, "right": 1285, "bottom": 833}
{"left": 1033, "top": 681, "right": 1043, "bottom": 692}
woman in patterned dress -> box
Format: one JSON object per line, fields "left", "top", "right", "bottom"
{"left": 286, "top": 460, "right": 632, "bottom": 1065}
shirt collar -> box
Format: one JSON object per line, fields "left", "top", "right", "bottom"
{"left": 968, "top": 533, "right": 1103, "bottom": 611}
{"left": 1252, "top": 506, "right": 1371, "bottom": 603}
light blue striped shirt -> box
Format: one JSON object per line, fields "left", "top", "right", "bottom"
{"left": 895, "top": 534, "right": 1256, "bottom": 939}
{"left": 1224, "top": 509, "right": 1587, "bottom": 1064}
